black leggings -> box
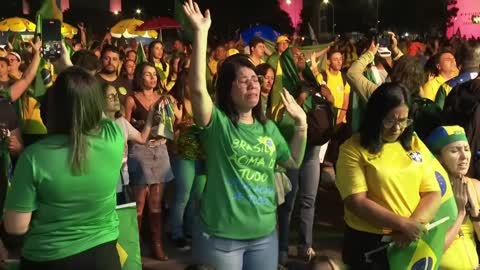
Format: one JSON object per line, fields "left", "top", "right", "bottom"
{"left": 342, "top": 226, "right": 390, "bottom": 270}
{"left": 19, "top": 240, "right": 121, "bottom": 270}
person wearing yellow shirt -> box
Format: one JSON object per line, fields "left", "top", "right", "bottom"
{"left": 336, "top": 83, "right": 441, "bottom": 269}
{"left": 421, "top": 51, "right": 457, "bottom": 102}
{"left": 148, "top": 41, "right": 170, "bottom": 90}
{"left": 425, "top": 125, "right": 480, "bottom": 270}
{"left": 207, "top": 44, "right": 227, "bottom": 77}
{"left": 315, "top": 48, "right": 350, "bottom": 124}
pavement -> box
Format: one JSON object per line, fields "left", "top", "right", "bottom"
{"left": 142, "top": 185, "right": 345, "bottom": 270}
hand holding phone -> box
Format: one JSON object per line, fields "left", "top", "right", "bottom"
{"left": 41, "top": 19, "right": 62, "bottom": 60}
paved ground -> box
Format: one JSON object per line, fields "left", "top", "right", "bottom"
{"left": 0, "top": 185, "right": 344, "bottom": 270}
{"left": 143, "top": 185, "right": 345, "bottom": 270}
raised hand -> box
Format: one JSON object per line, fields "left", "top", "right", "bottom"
{"left": 280, "top": 88, "right": 307, "bottom": 126}
{"left": 182, "top": 0, "right": 211, "bottom": 32}
{"left": 31, "top": 37, "right": 42, "bottom": 55}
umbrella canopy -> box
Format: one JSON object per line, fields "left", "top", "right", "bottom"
{"left": 110, "top": 18, "right": 158, "bottom": 39}
{"left": 136, "top": 17, "right": 181, "bottom": 31}
{"left": 61, "top": 22, "right": 78, "bottom": 39}
{"left": 240, "top": 25, "right": 279, "bottom": 44}
{"left": 0, "top": 17, "right": 36, "bottom": 33}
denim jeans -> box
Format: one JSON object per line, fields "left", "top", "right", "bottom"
{"left": 278, "top": 146, "right": 321, "bottom": 252}
{"left": 192, "top": 223, "right": 278, "bottom": 270}
{"left": 170, "top": 158, "right": 206, "bottom": 239}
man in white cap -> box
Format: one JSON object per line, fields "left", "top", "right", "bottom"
{"left": 7, "top": 52, "right": 22, "bottom": 80}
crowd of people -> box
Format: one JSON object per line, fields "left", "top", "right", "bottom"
{"left": 1, "top": 0, "right": 480, "bottom": 269}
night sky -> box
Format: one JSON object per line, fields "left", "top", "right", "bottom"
{"left": 0, "top": 0, "right": 451, "bottom": 40}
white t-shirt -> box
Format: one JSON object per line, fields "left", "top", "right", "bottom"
{"left": 115, "top": 117, "right": 141, "bottom": 192}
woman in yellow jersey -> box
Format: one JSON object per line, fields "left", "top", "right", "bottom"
{"left": 425, "top": 126, "right": 480, "bottom": 270}
{"left": 336, "top": 82, "right": 441, "bottom": 269}
{"left": 148, "top": 41, "right": 170, "bottom": 90}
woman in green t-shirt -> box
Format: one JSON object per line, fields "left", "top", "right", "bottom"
{"left": 183, "top": 1, "right": 307, "bottom": 269}
{"left": 4, "top": 67, "right": 124, "bottom": 270}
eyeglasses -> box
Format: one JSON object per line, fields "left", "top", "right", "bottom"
{"left": 236, "top": 75, "right": 262, "bottom": 86}
{"left": 383, "top": 118, "right": 413, "bottom": 129}
{"left": 106, "top": 93, "right": 119, "bottom": 101}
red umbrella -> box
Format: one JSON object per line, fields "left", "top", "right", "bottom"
{"left": 136, "top": 17, "right": 181, "bottom": 41}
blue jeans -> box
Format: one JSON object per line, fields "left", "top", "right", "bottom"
{"left": 192, "top": 224, "right": 278, "bottom": 270}
{"left": 170, "top": 158, "right": 206, "bottom": 239}
{"left": 278, "top": 146, "right": 321, "bottom": 252}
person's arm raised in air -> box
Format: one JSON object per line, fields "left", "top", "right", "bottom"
{"left": 10, "top": 39, "right": 41, "bottom": 102}
{"left": 183, "top": 0, "right": 213, "bottom": 127}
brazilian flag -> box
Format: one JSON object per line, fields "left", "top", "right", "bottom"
{"left": 116, "top": 203, "right": 142, "bottom": 270}
{"left": 265, "top": 41, "right": 329, "bottom": 123}
{"left": 135, "top": 41, "right": 147, "bottom": 65}
{"left": 387, "top": 156, "right": 457, "bottom": 270}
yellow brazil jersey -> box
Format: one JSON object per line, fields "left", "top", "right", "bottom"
{"left": 441, "top": 177, "right": 480, "bottom": 270}
{"left": 336, "top": 134, "right": 440, "bottom": 234}
{"left": 208, "top": 59, "right": 218, "bottom": 76}
{"left": 315, "top": 69, "right": 350, "bottom": 123}
{"left": 421, "top": 75, "right": 452, "bottom": 102}
{"left": 22, "top": 97, "right": 47, "bottom": 135}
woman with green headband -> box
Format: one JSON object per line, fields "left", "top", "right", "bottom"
{"left": 426, "top": 125, "right": 480, "bottom": 269}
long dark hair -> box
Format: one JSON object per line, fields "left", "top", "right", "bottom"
{"left": 215, "top": 54, "right": 267, "bottom": 125}
{"left": 133, "top": 62, "right": 162, "bottom": 92}
{"left": 360, "top": 82, "right": 413, "bottom": 154}
{"left": 148, "top": 40, "right": 167, "bottom": 71}
{"left": 40, "top": 67, "right": 104, "bottom": 174}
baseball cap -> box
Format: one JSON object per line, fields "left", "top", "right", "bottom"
{"left": 276, "top": 35, "right": 290, "bottom": 43}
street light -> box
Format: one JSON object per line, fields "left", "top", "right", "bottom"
{"left": 323, "top": 0, "right": 335, "bottom": 36}
{"left": 136, "top": 9, "right": 142, "bottom": 14}
{"left": 113, "top": 11, "right": 119, "bottom": 15}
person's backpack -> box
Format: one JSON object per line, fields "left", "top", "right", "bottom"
{"left": 410, "top": 96, "right": 443, "bottom": 141}
{"left": 301, "top": 83, "right": 336, "bottom": 146}
{"left": 275, "top": 82, "right": 335, "bottom": 147}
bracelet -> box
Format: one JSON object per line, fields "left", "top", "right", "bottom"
{"left": 294, "top": 124, "right": 308, "bottom": 132}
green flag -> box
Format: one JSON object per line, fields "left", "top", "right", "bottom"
{"left": 116, "top": 203, "right": 141, "bottom": 270}
{"left": 174, "top": 0, "right": 194, "bottom": 42}
{"left": 136, "top": 41, "right": 146, "bottom": 65}
{"left": 37, "top": 0, "right": 63, "bottom": 21}
{"left": 10, "top": 33, "right": 23, "bottom": 54}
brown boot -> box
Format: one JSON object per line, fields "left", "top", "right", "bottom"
{"left": 149, "top": 212, "right": 168, "bottom": 261}
{"left": 137, "top": 214, "right": 143, "bottom": 241}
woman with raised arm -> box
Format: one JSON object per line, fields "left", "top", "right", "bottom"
{"left": 183, "top": 1, "right": 307, "bottom": 269}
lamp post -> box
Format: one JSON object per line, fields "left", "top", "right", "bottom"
{"left": 323, "top": 0, "right": 335, "bottom": 36}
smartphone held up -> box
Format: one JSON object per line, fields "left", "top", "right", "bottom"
{"left": 41, "top": 19, "right": 62, "bottom": 60}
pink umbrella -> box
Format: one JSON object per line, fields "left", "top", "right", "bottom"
{"left": 136, "top": 17, "right": 181, "bottom": 41}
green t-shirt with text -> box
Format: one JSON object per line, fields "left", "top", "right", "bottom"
{"left": 5, "top": 119, "right": 124, "bottom": 261}
{"left": 200, "top": 106, "right": 291, "bottom": 239}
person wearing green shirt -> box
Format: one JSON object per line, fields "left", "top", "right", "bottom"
{"left": 183, "top": 1, "right": 307, "bottom": 269}
{"left": 4, "top": 67, "right": 124, "bottom": 270}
